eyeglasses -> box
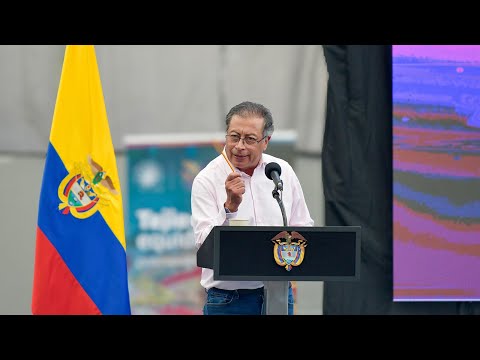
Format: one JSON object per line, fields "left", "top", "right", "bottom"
{"left": 225, "top": 134, "right": 267, "bottom": 146}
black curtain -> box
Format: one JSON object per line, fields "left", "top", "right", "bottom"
{"left": 321, "top": 45, "right": 480, "bottom": 315}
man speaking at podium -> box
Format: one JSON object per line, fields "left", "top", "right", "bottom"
{"left": 191, "top": 101, "right": 314, "bottom": 315}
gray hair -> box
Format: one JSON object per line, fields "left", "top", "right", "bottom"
{"left": 225, "top": 101, "right": 274, "bottom": 137}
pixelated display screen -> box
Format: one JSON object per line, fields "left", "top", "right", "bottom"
{"left": 393, "top": 45, "right": 480, "bottom": 301}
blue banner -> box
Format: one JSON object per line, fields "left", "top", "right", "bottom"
{"left": 126, "top": 134, "right": 222, "bottom": 314}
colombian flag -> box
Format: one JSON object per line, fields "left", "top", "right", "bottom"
{"left": 31, "top": 45, "right": 131, "bottom": 315}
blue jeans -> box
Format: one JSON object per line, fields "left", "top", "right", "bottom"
{"left": 203, "top": 284, "right": 294, "bottom": 315}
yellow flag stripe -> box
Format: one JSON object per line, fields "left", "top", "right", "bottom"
{"left": 49, "top": 45, "right": 126, "bottom": 249}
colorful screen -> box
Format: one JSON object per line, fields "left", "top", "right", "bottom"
{"left": 393, "top": 45, "right": 480, "bottom": 301}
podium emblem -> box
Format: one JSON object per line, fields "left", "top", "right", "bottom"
{"left": 271, "top": 231, "right": 308, "bottom": 271}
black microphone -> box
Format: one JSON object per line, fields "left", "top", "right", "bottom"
{"left": 265, "top": 162, "right": 283, "bottom": 191}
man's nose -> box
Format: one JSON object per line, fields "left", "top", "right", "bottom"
{"left": 235, "top": 138, "right": 247, "bottom": 148}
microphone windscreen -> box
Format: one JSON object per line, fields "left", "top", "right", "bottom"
{"left": 265, "top": 162, "right": 282, "bottom": 180}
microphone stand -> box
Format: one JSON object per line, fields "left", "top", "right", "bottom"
{"left": 264, "top": 182, "right": 289, "bottom": 315}
{"left": 272, "top": 186, "right": 287, "bottom": 227}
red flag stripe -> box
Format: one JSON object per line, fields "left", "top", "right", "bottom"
{"left": 31, "top": 227, "right": 100, "bottom": 315}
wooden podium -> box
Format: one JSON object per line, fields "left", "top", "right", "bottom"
{"left": 197, "top": 225, "right": 361, "bottom": 315}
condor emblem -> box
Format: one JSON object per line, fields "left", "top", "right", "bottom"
{"left": 272, "top": 231, "right": 307, "bottom": 271}
{"left": 58, "top": 155, "right": 118, "bottom": 219}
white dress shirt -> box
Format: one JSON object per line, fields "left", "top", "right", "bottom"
{"left": 191, "top": 152, "right": 314, "bottom": 290}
